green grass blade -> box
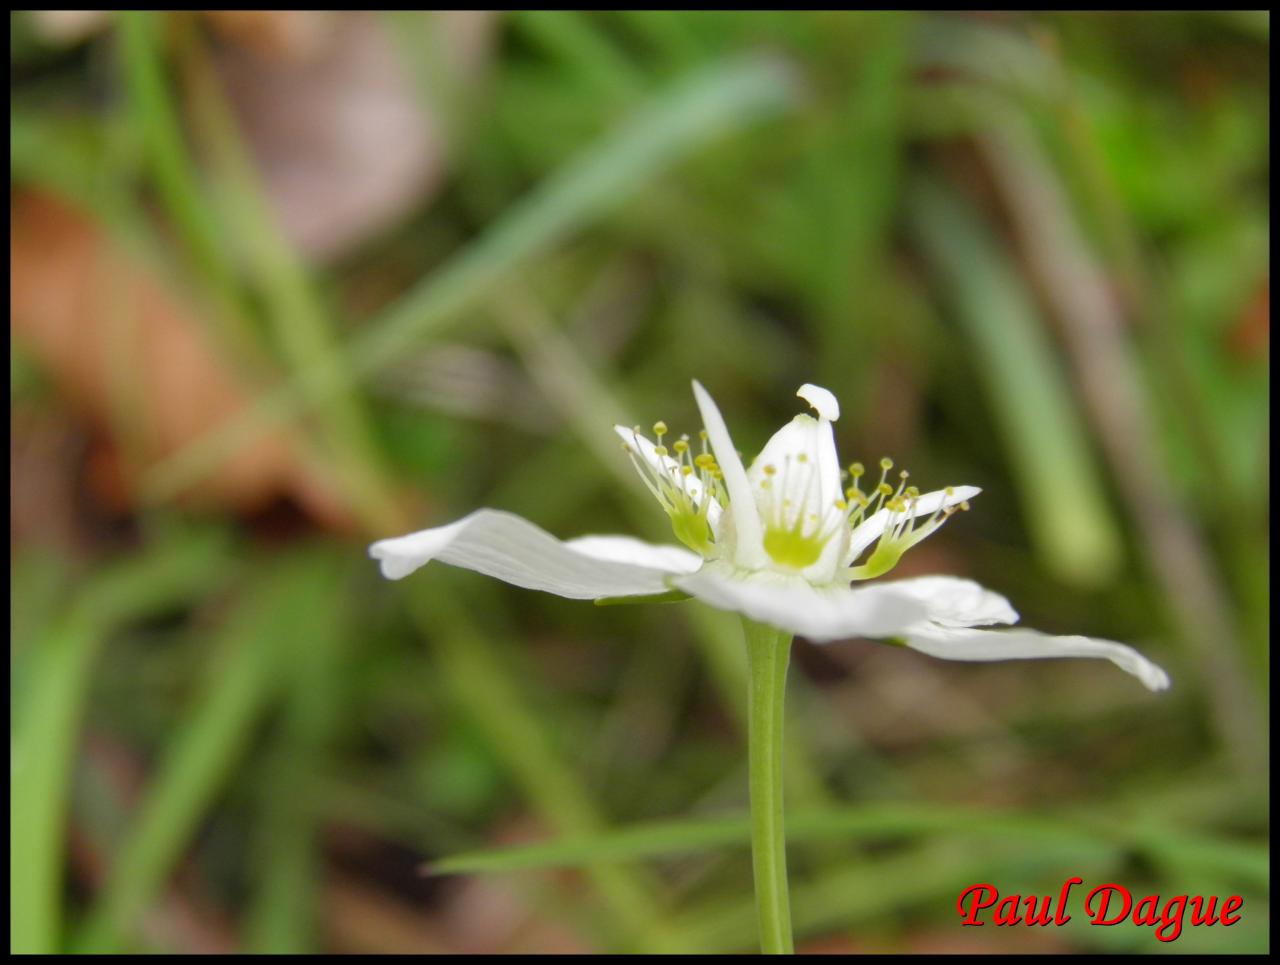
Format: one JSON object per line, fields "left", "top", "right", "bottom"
{"left": 513, "top": 11, "right": 646, "bottom": 99}
{"left": 10, "top": 534, "right": 231, "bottom": 954}
{"left": 430, "top": 803, "right": 1269, "bottom": 888}
{"left": 244, "top": 557, "right": 347, "bottom": 954}
{"left": 808, "top": 12, "right": 913, "bottom": 388}
{"left": 117, "top": 11, "right": 246, "bottom": 324}
{"left": 73, "top": 552, "right": 333, "bottom": 952}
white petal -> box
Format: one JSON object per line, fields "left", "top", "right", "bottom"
{"left": 564, "top": 535, "right": 703, "bottom": 574}
{"left": 846, "top": 485, "right": 982, "bottom": 565}
{"left": 747, "top": 415, "right": 844, "bottom": 524}
{"left": 902, "top": 624, "right": 1171, "bottom": 692}
{"left": 368, "top": 510, "right": 688, "bottom": 599}
{"left": 879, "top": 575, "right": 1018, "bottom": 627}
{"left": 745, "top": 412, "right": 847, "bottom": 583}
{"left": 613, "top": 425, "right": 722, "bottom": 529}
{"left": 797, "top": 383, "right": 840, "bottom": 421}
{"left": 673, "top": 564, "right": 928, "bottom": 642}
{"left": 692, "top": 381, "right": 766, "bottom": 568}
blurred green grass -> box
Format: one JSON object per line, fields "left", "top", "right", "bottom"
{"left": 9, "top": 10, "right": 1269, "bottom": 954}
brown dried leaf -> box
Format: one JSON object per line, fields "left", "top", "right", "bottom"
{"left": 10, "top": 189, "right": 355, "bottom": 527}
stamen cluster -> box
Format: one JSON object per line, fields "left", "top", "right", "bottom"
{"left": 621, "top": 421, "right": 724, "bottom": 556}
{"left": 844, "top": 459, "right": 970, "bottom": 580}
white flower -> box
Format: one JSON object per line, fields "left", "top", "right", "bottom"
{"left": 370, "top": 382, "right": 1170, "bottom": 692}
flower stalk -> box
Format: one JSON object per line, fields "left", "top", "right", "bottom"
{"left": 743, "top": 617, "right": 795, "bottom": 954}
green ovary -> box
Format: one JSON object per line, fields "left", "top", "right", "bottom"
{"left": 849, "top": 537, "right": 905, "bottom": 581}
{"left": 670, "top": 509, "right": 714, "bottom": 556}
{"left": 763, "top": 526, "right": 826, "bottom": 569}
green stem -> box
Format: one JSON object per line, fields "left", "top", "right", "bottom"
{"left": 743, "top": 618, "right": 795, "bottom": 954}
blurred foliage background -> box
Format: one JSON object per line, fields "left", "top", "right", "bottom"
{"left": 9, "top": 10, "right": 1269, "bottom": 954}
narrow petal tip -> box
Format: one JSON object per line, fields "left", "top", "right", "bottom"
{"left": 797, "top": 383, "right": 839, "bottom": 421}
{"left": 1103, "top": 645, "right": 1171, "bottom": 692}
{"left": 368, "top": 540, "right": 418, "bottom": 580}
{"left": 1134, "top": 660, "right": 1172, "bottom": 693}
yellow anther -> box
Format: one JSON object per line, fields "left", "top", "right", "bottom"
{"left": 764, "top": 464, "right": 777, "bottom": 476}
{"left": 699, "top": 429, "right": 708, "bottom": 441}
{"left": 694, "top": 454, "right": 716, "bottom": 470}
{"left": 797, "top": 453, "right": 809, "bottom": 464}
{"left": 654, "top": 445, "right": 668, "bottom": 457}
{"left": 899, "top": 470, "right": 909, "bottom": 479}
{"left": 681, "top": 465, "right": 693, "bottom": 476}
{"left": 945, "top": 486, "right": 955, "bottom": 496}
{"left": 960, "top": 501, "right": 971, "bottom": 511}
{"left": 673, "top": 439, "right": 689, "bottom": 454}
{"left": 905, "top": 486, "right": 920, "bottom": 499}
{"left": 880, "top": 457, "right": 894, "bottom": 471}
{"left": 849, "top": 462, "right": 865, "bottom": 478}
{"left": 653, "top": 421, "right": 668, "bottom": 437}
{"left": 877, "top": 482, "right": 893, "bottom": 497}
{"left": 835, "top": 499, "right": 848, "bottom": 510}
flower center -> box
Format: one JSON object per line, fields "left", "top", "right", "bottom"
{"left": 755, "top": 455, "right": 843, "bottom": 571}
{"left": 762, "top": 526, "right": 827, "bottom": 569}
